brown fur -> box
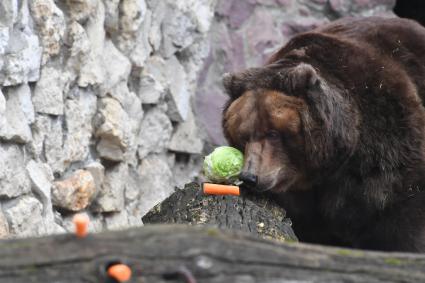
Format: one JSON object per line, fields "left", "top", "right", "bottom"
{"left": 222, "top": 17, "right": 425, "bottom": 252}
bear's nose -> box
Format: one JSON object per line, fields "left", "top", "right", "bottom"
{"left": 240, "top": 171, "right": 258, "bottom": 188}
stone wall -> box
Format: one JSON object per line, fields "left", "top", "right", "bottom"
{"left": 0, "top": 0, "right": 215, "bottom": 238}
{"left": 196, "top": 0, "right": 397, "bottom": 146}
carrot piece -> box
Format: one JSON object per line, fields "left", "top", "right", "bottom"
{"left": 203, "top": 183, "right": 240, "bottom": 196}
{"left": 73, "top": 214, "right": 89, "bottom": 238}
{"left": 107, "top": 264, "right": 132, "bottom": 282}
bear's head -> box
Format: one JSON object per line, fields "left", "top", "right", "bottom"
{"left": 222, "top": 62, "right": 360, "bottom": 193}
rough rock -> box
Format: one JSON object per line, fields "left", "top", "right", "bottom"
{"left": 161, "top": 3, "right": 197, "bottom": 58}
{"left": 91, "top": 162, "right": 127, "bottom": 212}
{"left": 137, "top": 107, "right": 172, "bottom": 159}
{"left": 84, "top": 162, "right": 105, "bottom": 197}
{"left": 29, "top": 0, "right": 66, "bottom": 64}
{"left": 129, "top": 9, "right": 153, "bottom": 67}
{"left": 138, "top": 74, "right": 165, "bottom": 104}
{"left": 147, "top": 0, "right": 166, "bottom": 52}
{"left": 103, "top": 0, "right": 120, "bottom": 33}
{"left": 0, "top": 0, "right": 221, "bottom": 238}
{"left": 65, "top": 21, "right": 90, "bottom": 78}
{"left": 66, "top": 0, "right": 98, "bottom": 23}
{"left": 0, "top": 2, "right": 42, "bottom": 86}
{"left": 168, "top": 109, "right": 203, "bottom": 154}
{"left": 0, "top": 0, "right": 18, "bottom": 28}
{"left": 138, "top": 154, "right": 173, "bottom": 216}
{"left": 95, "top": 97, "right": 130, "bottom": 161}
{"left": 0, "top": 208, "right": 10, "bottom": 239}
{"left": 77, "top": 0, "right": 105, "bottom": 87}
{"left": 104, "top": 210, "right": 130, "bottom": 230}
{"left": 26, "top": 160, "right": 54, "bottom": 217}
{"left": 164, "top": 56, "right": 191, "bottom": 122}
{"left": 52, "top": 170, "right": 96, "bottom": 211}
{"left": 118, "top": 0, "right": 147, "bottom": 43}
{"left": 2, "top": 196, "right": 44, "bottom": 237}
{"left": 100, "top": 39, "right": 131, "bottom": 96}
{"left": 124, "top": 166, "right": 142, "bottom": 203}
{"left": 38, "top": 115, "right": 66, "bottom": 174}
{"left": 63, "top": 87, "right": 97, "bottom": 164}
{"left": 0, "top": 84, "right": 34, "bottom": 143}
{"left": 32, "top": 66, "right": 68, "bottom": 115}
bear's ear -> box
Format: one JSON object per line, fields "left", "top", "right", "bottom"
{"left": 222, "top": 68, "right": 280, "bottom": 99}
{"left": 222, "top": 72, "right": 245, "bottom": 99}
{"left": 279, "top": 63, "right": 321, "bottom": 94}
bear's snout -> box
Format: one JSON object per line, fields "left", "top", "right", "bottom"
{"left": 239, "top": 171, "right": 258, "bottom": 189}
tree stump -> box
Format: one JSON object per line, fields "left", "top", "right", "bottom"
{"left": 142, "top": 182, "right": 298, "bottom": 242}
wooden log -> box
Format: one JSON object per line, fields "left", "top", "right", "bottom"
{"left": 0, "top": 224, "right": 425, "bottom": 283}
{"left": 143, "top": 182, "right": 298, "bottom": 243}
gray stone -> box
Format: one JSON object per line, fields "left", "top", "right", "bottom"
{"left": 32, "top": 66, "right": 67, "bottom": 115}
{"left": 124, "top": 166, "right": 142, "bottom": 203}
{"left": 63, "top": 88, "right": 97, "bottom": 164}
{"left": 138, "top": 154, "right": 173, "bottom": 216}
{"left": 29, "top": 114, "right": 66, "bottom": 174}
{"left": 168, "top": 109, "right": 203, "bottom": 154}
{"left": 0, "top": 89, "right": 5, "bottom": 131}
{"left": 29, "top": 0, "right": 66, "bottom": 64}
{"left": 95, "top": 97, "right": 131, "bottom": 161}
{"left": 138, "top": 74, "right": 164, "bottom": 104}
{"left": 129, "top": 9, "right": 153, "bottom": 67}
{"left": 137, "top": 107, "right": 172, "bottom": 159}
{"left": 100, "top": 39, "right": 131, "bottom": 96}
{"left": 0, "top": 28, "right": 42, "bottom": 86}
{"left": 104, "top": 210, "right": 129, "bottom": 230}
{"left": 0, "top": 0, "right": 18, "bottom": 28}
{"left": 0, "top": 0, "right": 42, "bottom": 86}
{"left": 161, "top": 4, "right": 197, "bottom": 57}
{"left": 66, "top": 0, "right": 98, "bottom": 23}
{"left": 26, "top": 160, "right": 54, "bottom": 218}
{"left": 91, "top": 162, "right": 127, "bottom": 212}
{"left": 0, "top": 209, "right": 9, "bottom": 239}
{"left": 66, "top": 21, "right": 90, "bottom": 76}
{"left": 78, "top": 0, "right": 105, "bottom": 87}
{"left": 3, "top": 196, "right": 44, "bottom": 237}
{"left": 147, "top": 0, "right": 166, "bottom": 52}
{"left": 103, "top": 0, "right": 120, "bottom": 33}
{"left": 117, "top": 0, "right": 147, "bottom": 51}
{"left": 52, "top": 170, "right": 96, "bottom": 211}
{"left": 0, "top": 84, "right": 33, "bottom": 143}
{"left": 164, "top": 56, "right": 191, "bottom": 122}
{"left": 84, "top": 162, "right": 105, "bottom": 197}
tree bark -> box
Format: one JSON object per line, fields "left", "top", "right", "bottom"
{"left": 0, "top": 224, "right": 425, "bottom": 283}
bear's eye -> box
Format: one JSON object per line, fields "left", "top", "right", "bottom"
{"left": 266, "top": 131, "right": 280, "bottom": 139}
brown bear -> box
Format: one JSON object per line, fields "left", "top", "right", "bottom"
{"left": 222, "top": 17, "right": 425, "bottom": 252}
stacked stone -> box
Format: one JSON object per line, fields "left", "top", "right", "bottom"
{"left": 196, "top": 0, "right": 397, "bottom": 146}
{"left": 0, "top": 0, "right": 215, "bottom": 238}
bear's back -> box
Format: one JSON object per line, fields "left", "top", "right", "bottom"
{"left": 307, "top": 17, "right": 425, "bottom": 103}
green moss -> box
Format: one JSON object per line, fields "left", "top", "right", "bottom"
{"left": 206, "top": 227, "right": 220, "bottom": 237}
{"left": 384, "top": 258, "right": 403, "bottom": 265}
{"left": 336, "top": 249, "right": 365, "bottom": 257}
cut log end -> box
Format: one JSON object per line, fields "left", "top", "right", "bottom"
{"left": 142, "top": 182, "right": 298, "bottom": 243}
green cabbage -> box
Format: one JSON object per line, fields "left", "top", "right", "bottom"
{"left": 203, "top": 146, "right": 244, "bottom": 184}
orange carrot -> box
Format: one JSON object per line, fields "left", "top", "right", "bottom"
{"left": 203, "top": 183, "right": 240, "bottom": 196}
{"left": 73, "top": 214, "right": 89, "bottom": 238}
{"left": 107, "top": 264, "right": 132, "bottom": 282}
